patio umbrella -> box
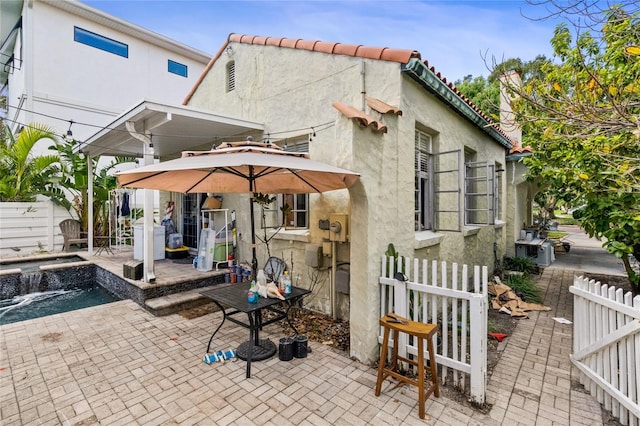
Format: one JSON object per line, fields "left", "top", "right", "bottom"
{"left": 116, "top": 140, "right": 360, "bottom": 275}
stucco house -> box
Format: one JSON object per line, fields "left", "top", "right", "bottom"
{"left": 83, "top": 33, "right": 532, "bottom": 363}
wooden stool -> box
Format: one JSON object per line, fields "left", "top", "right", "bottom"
{"left": 375, "top": 312, "right": 440, "bottom": 419}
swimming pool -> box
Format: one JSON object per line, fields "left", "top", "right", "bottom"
{"left": 0, "top": 285, "right": 118, "bottom": 325}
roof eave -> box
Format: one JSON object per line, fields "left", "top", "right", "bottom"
{"left": 402, "top": 58, "right": 512, "bottom": 149}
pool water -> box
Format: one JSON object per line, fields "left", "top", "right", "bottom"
{"left": 0, "top": 285, "right": 118, "bottom": 325}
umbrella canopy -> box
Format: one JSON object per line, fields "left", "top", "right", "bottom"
{"left": 116, "top": 141, "right": 360, "bottom": 194}
{"left": 116, "top": 141, "right": 360, "bottom": 275}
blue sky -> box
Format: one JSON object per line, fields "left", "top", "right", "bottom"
{"left": 82, "top": 1, "right": 562, "bottom": 82}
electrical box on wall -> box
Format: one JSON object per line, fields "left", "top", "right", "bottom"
{"left": 322, "top": 241, "right": 332, "bottom": 256}
{"left": 329, "top": 213, "right": 348, "bottom": 242}
{"left": 305, "top": 244, "right": 323, "bottom": 268}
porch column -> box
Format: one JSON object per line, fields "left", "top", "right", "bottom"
{"left": 143, "top": 141, "right": 156, "bottom": 282}
{"left": 125, "top": 120, "right": 156, "bottom": 282}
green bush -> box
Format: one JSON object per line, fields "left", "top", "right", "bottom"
{"left": 503, "top": 256, "right": 537, "bottom": 274}
{"left": 505, "top": 274, "right": 542, "bottom": 304}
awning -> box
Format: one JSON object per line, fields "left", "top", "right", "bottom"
{"left": 79, "top": 100, "right": 264, "bottom": 158}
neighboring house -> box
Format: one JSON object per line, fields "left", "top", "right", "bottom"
{"left": 0, "top": 0, "right": 212, "bottom": 254}
{"left": 172, "top": 34, "right": 530, "bottom": 362}
{"left": 1, "top": 0, "right": 210, "bottom": 153}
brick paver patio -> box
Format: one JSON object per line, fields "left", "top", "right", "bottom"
{"left": 0, "top": 267, "right": 609, "bottom": 425}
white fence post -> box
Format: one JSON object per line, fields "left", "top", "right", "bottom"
{"left": 570, "top": 275, "right": 640, "bottom": 426}
{"left": 379, "top": 255, "right": 489, "bottom": 404}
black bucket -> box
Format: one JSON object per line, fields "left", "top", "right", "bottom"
{"left": 278, "top": 337, "right": 294, "bottom": 361}
{"left": 293, "top": 335, "right": 308, "bottom": 358}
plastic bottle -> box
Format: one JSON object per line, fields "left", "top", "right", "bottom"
{"left": 283, "top": 271, "right": 291, "bottom": 296}
{"left": 257, "top": 269, "right": 267, "bottom": 287}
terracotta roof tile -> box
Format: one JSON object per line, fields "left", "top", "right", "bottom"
{"left": 228, "top": 33, "right": 420, "bottom": 64}
{"left": 509, "top": 142, "right": 533, "bottom": 154}
{"left": 332, "top": 102, "right": 388, "bottom": 133}
{"left": 366, "top": 97, "right": 402, "bottom": 116}
{"left": 183, "top": 33, "right": 518, "bottom": 147}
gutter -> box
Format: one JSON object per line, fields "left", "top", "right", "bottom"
{"left": 402, "top": 58, "right": 513, "bottom": 150}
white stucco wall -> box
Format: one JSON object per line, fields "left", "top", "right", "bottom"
{"left": 186, "top": 41, "right": 510, "bottom": 363}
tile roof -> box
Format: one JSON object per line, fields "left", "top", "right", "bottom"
{"left": 183, "top": 33, "right": 520, "bottom": 150}
{"left": 331, "top": 102, "right": 388, "bottom": 133}
{"left": 366, "top": 97, "right": 402, "bottom": 116}
{"left": 509, "top": 142, "right": 533, "bottom": 154}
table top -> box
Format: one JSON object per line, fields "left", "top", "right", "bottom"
{"left": 200, "top": 282, "right": 311, "bottom": 313}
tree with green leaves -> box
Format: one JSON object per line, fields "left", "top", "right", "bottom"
{"left": 503, "top": 5, "right": 640, "bottom": 295}
{"left": 0, "top": 124, "right": 66, "bottom": 205}
{"left": 54, "top": 137, "right": 135, "bottom": 236}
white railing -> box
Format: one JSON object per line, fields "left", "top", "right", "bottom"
{"left": 570, "top": 276, "right": 640, "bottom": 426}
{"left": 379, "top": 256, "right": 488, "bottom": 404}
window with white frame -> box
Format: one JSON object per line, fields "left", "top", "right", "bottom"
{"left": 261, "top": 139, "right": 310, "bottom": 229}
{"left": 415, "top": 130, "right": 433, "bottom": 231}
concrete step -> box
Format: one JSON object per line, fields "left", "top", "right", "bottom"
{"left": 145, "top": 285, "right": 218, "bottom": 316}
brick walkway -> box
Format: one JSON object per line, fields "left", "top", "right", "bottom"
{"left": 485, "top": 268, "right": 604, "bottom": 426}
{"left": 0, "top": 268, "right": 607, "bottom": 425}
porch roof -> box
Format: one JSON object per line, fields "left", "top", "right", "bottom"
{"left": 78, "top": 100, "right": 264, "bottom": 158}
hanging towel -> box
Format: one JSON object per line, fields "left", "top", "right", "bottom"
{"left": 121, "top": 192, "right": 130, "bottom": 217}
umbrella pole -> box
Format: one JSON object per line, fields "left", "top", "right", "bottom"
{"left": 249, "top": 196, "right": 258, "bottom": 280}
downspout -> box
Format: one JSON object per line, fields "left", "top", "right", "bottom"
{"left": 125, "top": 121, "right": 156, "bottom": 282}
{"left": 87, "top": 152, "right": 94, "bottom": 254}
{"left": 360, "top": 59, "right": 366, "bottom": 111}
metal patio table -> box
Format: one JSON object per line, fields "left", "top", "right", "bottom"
{"left": 200, "top": 282, "right": 311, "bottom": 378}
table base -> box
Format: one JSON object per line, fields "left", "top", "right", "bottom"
{"left": 236, "top": 339, "right": 276, "bottom": 361}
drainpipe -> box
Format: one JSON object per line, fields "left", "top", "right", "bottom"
{"left": 87, "top": 152, "right": 94, "bottom": 255}
{"left": 360, "top": 60, "right": 366, "bottom": 111}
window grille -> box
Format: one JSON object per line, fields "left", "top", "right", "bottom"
{"left": 464, "top": 160, "right": 496, "bottom": 225}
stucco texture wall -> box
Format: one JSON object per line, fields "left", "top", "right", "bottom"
{"left": 185, "top": 42, "right": 510, "bottom": 363}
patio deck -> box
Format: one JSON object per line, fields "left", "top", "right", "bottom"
{"left": 86, "top": 248, "right": 233, "bottom": 315}
{"left": 0, "top": 299, "right": 477, "bottom": 425}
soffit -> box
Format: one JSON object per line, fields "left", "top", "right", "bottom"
{"left": 80, "top": 100, "right": 264, "bottom": 159}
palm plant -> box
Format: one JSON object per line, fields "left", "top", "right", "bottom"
{"left": 54, "top": 137, "right": 135, "bottom": 236}
{"left": 0, "top": 124, "right": 65, "bottom": 205}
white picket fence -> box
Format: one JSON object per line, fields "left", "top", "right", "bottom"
{"left": 379, "top": 256, "right": 488, "bottom": 404}
{"left": 570, "top": 276, "right": 640, "bottom": 426}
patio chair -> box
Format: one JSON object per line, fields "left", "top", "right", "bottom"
{"left": 59, "top": 219, "right": 88, "bottom": 252}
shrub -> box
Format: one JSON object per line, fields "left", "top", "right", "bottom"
{"left": 504, "top": 273, "right": 542, "bottom": 304}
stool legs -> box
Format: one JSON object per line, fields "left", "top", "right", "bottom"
{"left": 375, "top": 325, "right": 390, "bottom": 396}
{"left": 375, "top": 320, "right": 440, "bottom": 420}
{"left": 418, "top": 337, "right": 425, "bottom": 418}
{"left": 427, "top": 336, "right": 440, "bottom": 398}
